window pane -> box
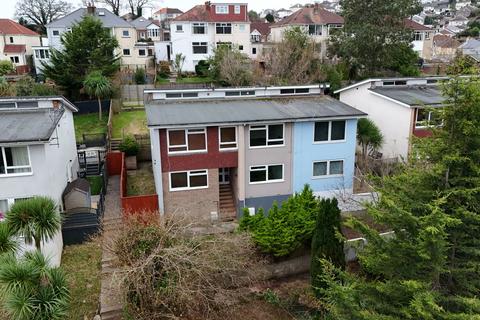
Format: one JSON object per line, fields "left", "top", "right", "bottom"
{"left": 330, "top": 161, "right": 343, "bottom": 175}
{"left": 0, "top": 103, "right": 16, "bottom": 109}
{"left": 0, "top": 200, "right": 7, "bottom": 218}
{"left": 17, "top": 102, "right": 38, "bottom": 108}
{"left": 416, "top": 109, "right": 428, "bottom": 126}
{"left": 171, "top": 172, "right": 188, "bottom": 188}
{"left": 268, "top": 125, "right": 283, "bottom": 140}
{"left": 188, "top": 133, "right": 206, "bottom": 150}
{"left": 250, "top": 169, "right": 266, "bottom": 182}
{"left": 0, "top": 150, "right": 4, "bottom": 174}
{"left": 190, "top": 173, "right": 207, "bottom": 187}
{"left": 314, "top": 122, "right": 329, "bottom": 141}
{"left": 220, "top": 127, "right": 236, "bottom": 143}
{"left": 5, "top": 147, "right": 29, "bottom": 166}
{"left": 250, "top": 129, "right": 266, "bottom": 146}
{"left": 268, "top": 165, "right": 283, "bottom": 180}
{"left": 313, "top": 162, "right": 327, "bottom": 176}
{"left": 331, "top": 121, "right": 346, "bottom": 140}
{"left": 169, "top": 130, "right": 185, "bottom": 146}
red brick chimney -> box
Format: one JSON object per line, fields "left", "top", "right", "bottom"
{"left": 205, "top": 1, "right": 211, "bottom": 11}
{"left": 87, "top": 2, "right": 96, "bottom": 14}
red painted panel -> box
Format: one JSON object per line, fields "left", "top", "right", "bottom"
{"left": 413, "top": 128, "right": 433, "bottom": 138}
{"left": 122, "top": 195, "right": 159, "bottom": 214}
{"left": 209, "top": 4, "right": 248, "bottom": 22}
{"left": 106, "top": 152, "right": 123, "bottom": 175}
{"left": 160, "top": 127, "right": 238, "bottom": 172}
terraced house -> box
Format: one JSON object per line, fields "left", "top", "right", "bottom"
{"left": 145, "top": 85, "right": 366, "bottom": 222}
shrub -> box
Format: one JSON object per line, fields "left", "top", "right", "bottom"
{"left": 195, "top": 60, "right": 210, "bottom": 77}
{"left": 0, "top": 77, "right": 15, "bottom": 97}
{"left": 119, "top": 135, "right": 140, "bottom": 156}
{"left": 0, "top": 60, "right": 15, "bottom": 76}
{"left": 157, "top": 61, "right": 171, "bottom": 78}
{"left": 239, "top": 185, "right": 319, "bottom": 257}
{"left": 134, "top": 68, "right": 146, "bottom": 84}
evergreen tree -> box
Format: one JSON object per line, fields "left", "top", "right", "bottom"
{"left": 311, "top": 198, "right": 345, "bottom": 297}
{"left": 42, "top": 15, "right": 119, "bottom": 99}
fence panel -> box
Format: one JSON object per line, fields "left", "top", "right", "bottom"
{"left": 73, "top": 99, "right": 110, "bottom": 115}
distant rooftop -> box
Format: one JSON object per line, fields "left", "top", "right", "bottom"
{"left": 0, "top": 19, "right": 39, "bottom": 36}
{"left": 47, "top": 8, "right": 133, "bottom": 28}
{"left": 272, "top": 4, "right": 343, "bottom": 26}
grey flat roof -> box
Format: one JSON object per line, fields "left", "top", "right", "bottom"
{"left": 0, "top": 108, "right": 64, "bottom": 144}
{"left": 47, "top": 8, "right": 133, "bottom": 28}
{"left": 146, "top": 96, "right": 366, "bottom": 128}
{"left": 369, "top": 86, "right": 445, "bottom": 106}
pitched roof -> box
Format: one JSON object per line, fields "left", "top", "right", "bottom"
{"left": 433, "top": 34, "right": 460, "bottom": 49}
{"left": 146, "top": 96, "right": 366, "bottom": 128}
{"left": 460, "top": 38, "right": 480, "bottom": 50}
{"left": 47, "top": 8, "right": 133, "bottom": 28}
{"left": 173, "top": 4, "right": 248, "bottom": 22}
{"left": 3, "top": 44, "right": 26, "bottom": 53}
{"left": 62, "top": 178, "right": 90, "bottom": 198}
{"left": 155, "top": 8, "right": 183, "bottom": 15}
{"left": 130, "top": 17, "right": 160, "bottom": 29}
{"left": 250, "top": 22, "right": 271, "bottom": 36}
{"left": 0, "top": 19, "right": 39, "bottom": 36}
{"left": 272, "top": 5, "right": 344, "bottom": 27}
{"left": 404, "top": 19, "right": 432, "bottom": 31}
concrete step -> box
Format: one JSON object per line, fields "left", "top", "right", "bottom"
{"left": 100, "top": 304, "right": 123, "bottom": 320}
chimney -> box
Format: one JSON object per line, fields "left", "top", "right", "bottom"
{"left": 205, "top": 1, "right": 211, "bottom": 11}
{"left": 87, "top": 2, "right": 96, "bottom": 15}
{"left": 314, "top": 3, "right": 320, "bottom": 14}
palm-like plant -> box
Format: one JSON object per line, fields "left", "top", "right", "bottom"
{"left": 173, "top": 53, "right": 186, "bottom": 78}
{"left": 0, "top": 223, "right": 18, "bottom": 254}
{"left": 5, "top": 197, "right": 61, "bottom": 251}
{"left": 83, "top": 70, "right": 112, "bottom": 121}
{"left": 357, "top": 118, "right": 384, "bottom": 173}
{"left": 0, "top": 251, "right": 70, "bottom": 320}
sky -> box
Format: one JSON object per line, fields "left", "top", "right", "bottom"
{"left": 3, "top": 0, "right": 308, "bottom": 20}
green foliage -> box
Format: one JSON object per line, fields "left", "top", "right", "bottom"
{"left": 248, "top": 10, "right": 260, "bottom": 21}
{"left": 239, "top": 185, "right": 318, "bottom": 257}
{"left": 0, "top": 77, "right": 16, "bottom": 97}
{"left": 0, "top": 223, "right": 19, "bottom": 254}
{"left": 208, "top": 46, "right": 253, "bottom": 86}
{"left": 83, "top": 70, "right": 112, "bottom": 99}
{"left": 119, "top": 135, "right": 140, "bottom": 156}
{"left": 323, "top": 65, "right": 343, "bottom": 93}
{"left": 15, "top": 76, "right": 59, "bottom": 96}
{"left": 446, "top": 53, "right": 480, "bottom": 75}
{"left": 0, "top": 60, "right": 15, "bottom": 76}
{"left": 330, "top": 0, "right": 421, "bottom": 78}
{"left": 265, "top": 13, "right": 275, "bottom": 23}
{"left": 134, "top": 68, "right": 146, "bottom": 84}
{"left": 86, "top": 176, "right": 103, "bottom": 195}
{"left": 195, "top": 60, "right": 210, "bottom": 77}
{"left": 157, "top": 61, "right": 171, "bottom": 78}
{"left": 173, "top": 53, "right": 186, "bottom": 77}
{"left": 311, "top": 198, "right": 345, "bottom": 297}
{"left": 459, "top": 20, "right": 480, "bottom": 37}
{"left": 0, "top": 251, "right": 70, "bottom": 320}
{"left": 5, "top": 197, "right": 61, "bottom": 250}
{"left": 357, "top": 118, "right": 384, "bottom": 171}
{"left": 41, "top": 15, "right": 119, "bottom": 99}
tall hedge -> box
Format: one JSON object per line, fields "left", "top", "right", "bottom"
{"left": 310, "top": 198, "right": 345, "bottom": 297}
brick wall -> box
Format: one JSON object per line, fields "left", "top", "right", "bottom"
{"left": 162, "top": 169, "right": 219, "bottom": 222}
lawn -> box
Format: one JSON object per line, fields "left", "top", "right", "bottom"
{"left": 176, "top": 76, "right": 213, "bottom": 84}
{"left": 112, "top": 110, "right": 148, "bottom": 139}
{"left": 62, "top": 241, "right": 102, "bottom": 320}
{"left": 156, "top": 77, "right": 171, "bottom": 85}
{"left": 127, "top": 162, "right": 156, "bottom": 196}
{"left": 74, "top": 113, "right": 108, "bottom": 142}
{"left": 87, "top": 176, "right": 103, "bottom": 195}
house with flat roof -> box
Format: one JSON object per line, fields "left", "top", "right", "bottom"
{"left": 336, "top": 77, "right": 447, "bottom": 160}
{"left": 0, "top": 96, "right": 79, "bottom": 266}
{"left": 145, "top": 85, "right": 366, "bottom": 222}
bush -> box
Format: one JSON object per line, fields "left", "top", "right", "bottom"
{"left": 15, "top": 76, "right": 60, "bottom": 96}
{"left": 239, "top": 185, "right": 319, "bottom": 257}
{"left": 0, "top": 60, "right": 15, "bottom": 76}
{"left": 157, "top": 61, "right": 171, "bottom": 78}
{"left": 0, "top": 77, "right": 15, "bottom": 97}
{"left": 119, "top": 135, "right": 139, "bottom": 156}
{"left": 195, "top": 60, "right": 210, "bottom": 77}
{"left": 134, "top": 68, "right": 146, "bottom": 84}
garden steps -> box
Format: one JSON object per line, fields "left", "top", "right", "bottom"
{"left": 109, "top": 139, "right": 122, "bottom": 151}
{"left": 219, "top": 184, "right": 236, "bottom": 221}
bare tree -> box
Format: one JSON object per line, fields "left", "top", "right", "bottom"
{"left": 126, "top": 0, "right": 152, "bottom": 17}
{"left": 97, "top": 0, "right": 122, "bottom": 15}
{"left": 15, "top": 0, "right": 73, "bottom": 34}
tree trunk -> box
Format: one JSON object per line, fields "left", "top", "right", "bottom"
{"left": 35, "top": 236, "right": 41, "bottom": 251}
{"left": 98, "top": 97, "right": 102, "bottom": 121}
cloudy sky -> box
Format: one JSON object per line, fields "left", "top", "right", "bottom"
{"left": 3, "top": 0, "right": 308, "bottom": 20}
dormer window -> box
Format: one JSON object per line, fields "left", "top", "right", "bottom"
{"left": 216, "top": 5, "right": 229, "bottom": 14}
{"left": 234, "top": 5, "right": 241, "bottom": 14}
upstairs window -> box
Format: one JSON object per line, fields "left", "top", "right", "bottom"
{"left": 123, "top": 48, "right": 131, "bottom": 56}
{"left": 413, "top": 31, "right": 423, "bottom": 41}
{"left": 313, "top": 160, "right": 344, "bottom": 177}
{"left": 216, "top": 5, "right": 229, "bottom": 14}
{"left": 219, "top": 127, "right": 237, "bottom": 150}
{"left": 0, "top": 146, "right": 31, "bottom": 176}
{"left": 9, "top": 37, "right": 13, "bottom": 43}
{"left": 216, "top": 23, "right": 232, "bottom": 34}
{"left": 167, "top": 128, "right": 207, "bottom": 153}
{"left": 234, "top": 5, "right": 241, "bottom": 14}
{"left": 52, "top": 30, "right": 60, "bottom": 36}
{"left": 192, "top": 23, "right": 207, "bottom": 34}
{"left": 249, "top": 124, "right": 284, "bottom": 147}
{"left": 314, "top": 120, "right": 346, "bottom": 142}
{"left": 10, "top": 57, "right": 19, "bottom": 63}
{"left": 176, "top": 24, "right": 183, "bottom": 32}
{"left": 192, "top": 42, "right": 208, "bottom": 54}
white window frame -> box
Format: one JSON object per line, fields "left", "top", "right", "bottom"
{"left": 122, "top": 30, "right": 130, "bottom": 37}
{"left": 0, "top": 146, "right": 33, "bottom": 177}
{"left": 415, "top": 109, "right": 442, "bottom": 128}
{"left": 192, "top": 42, "right": 208, "bottom": 54}
{"left": 122, "top": 48, "right": 131, "bottom": 56}
{"left": 312, "top": 159, "right": 344, "bottom": 179}
{"left": 216, "top": 23, "right": 232, "bottom": 34}
{"left": 147, "top": 28, "right": 159, "bottom": 38}
{"left": 313, "top": 120, "right": 347, "bottom": 144}
{"left": 167, "top": 128, "right": 207, "bottom": 154}
{"left": 249, "top": 124, "right": 285, "bottom": 149}
{"left": 138, "top": 49, "right": 146, "bottom": 56}
{"left": 192, "top": 23, "right": 207, "bottom": 34}
{"left": 218, "top": 126, "right": 238, "bottom": 151}
{"left": 176, "top": 24, "right": 183, "bottom": 32}
{"left": 216, "top": 5, "right": 229, "bottom": 14}
{"left": 234, "top": 5, "right": 241, "bottom": 14}
{"left": 169, "top": 169, "right": 209, "bottom": 191}
{"left": 249, "top": 164, "right": 284, "bottom": 184}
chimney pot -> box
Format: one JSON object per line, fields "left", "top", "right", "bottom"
{"left": 87, "top": 3, "right": 96, "bottom": 15}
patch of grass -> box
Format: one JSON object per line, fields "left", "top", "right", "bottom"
{"left": 62, "top": 241, "right": 102, "bottom": 320}
{"left": 127, "top": 162, "right": 156, "bottom": 196}
{"left": 112, "top": 110, "right": 148, "bottom": 139}
{"left": 74, "top": 113, "right": 108, "bottom": 142}
{"left": 156, "top": 77, "right": 171, "bottom": 85}
{"left": 176, "top": 76, "right": 213, "bottom": 84}
{"left": 87, "top": 176, "right": 103, "bottom": 195}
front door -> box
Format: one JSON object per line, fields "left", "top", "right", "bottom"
{"left": 219, "top": 168, "right": 230, "bottom": 185}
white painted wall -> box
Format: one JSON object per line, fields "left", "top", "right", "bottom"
{"left": 339, "top": 82, "right": 412, "bottom": 159}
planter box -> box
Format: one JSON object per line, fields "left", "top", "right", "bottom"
{"left": 125, "top": 155, "right": 137, "bottom": 170}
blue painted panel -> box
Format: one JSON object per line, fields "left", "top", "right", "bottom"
{"left": 237, "top": 194, "right": 291, "bottom": 217}
{"left": 292, "top": 119, "right": 357, "bottom": 193}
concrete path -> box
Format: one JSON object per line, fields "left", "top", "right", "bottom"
{"left": 99, "top": 176, "right": 124, "bottom": 320}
